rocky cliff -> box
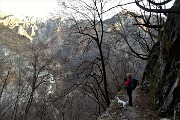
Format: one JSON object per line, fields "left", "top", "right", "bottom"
{"left": 0, "top": 12, "right": 63, "bottom": 43}
{"left": 142, "top": 0, "right": 180, "bottom": 118}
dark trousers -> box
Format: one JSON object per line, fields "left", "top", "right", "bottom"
{"left": 127, "top": 88, "right": 133, "bottom": 106}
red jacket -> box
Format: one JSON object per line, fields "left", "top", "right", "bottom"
{"left": 124, "top": 77, "right": 132, "bottom": 87}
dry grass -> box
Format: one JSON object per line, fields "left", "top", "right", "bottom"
{"left": 0, "top": 23, "right": 31, "bottom": 53}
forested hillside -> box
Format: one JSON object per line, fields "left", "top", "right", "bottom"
{"left": 0, "top": 0, "right": 179, "bottom": 120}
{"left": 0, "top": 9, "right": 148, "bottom": 119}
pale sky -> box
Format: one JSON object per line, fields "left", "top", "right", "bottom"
{"left": 0, "top": 0, "right": 58, "bottom": 19}
{"left": 0, "top": 0, "right": 175, "bottom": 20}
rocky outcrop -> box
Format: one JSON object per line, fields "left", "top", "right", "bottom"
{"left": 0, "top": 14, "right": 35, "bottom": 40}
{"left": 142, "top": 0, "right": 180, "bottom": 118}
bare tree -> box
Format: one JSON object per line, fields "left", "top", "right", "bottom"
{"left": 58, "top": 0, "right": 111, "bottom": 107}
{"left": 21, "top": 42, "right": 54, "bottom": 118}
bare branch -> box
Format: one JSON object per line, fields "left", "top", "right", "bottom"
{"left": 133, "top": 23, "right": 163, "bottom": 28}
{"left": 147, "top": 0, "right": 173, "bottom": 6}
{"left": 135, "top": 0, "right": 180, "bottom": 13}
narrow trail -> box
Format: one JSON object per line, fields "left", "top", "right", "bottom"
{"left": 99, "top": 86, "right": 160, "bottom": 120}
{"left": 121, "top": 87, "right": 159, "bottom": 120}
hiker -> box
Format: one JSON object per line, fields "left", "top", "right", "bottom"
{"left": 124, "top": 73, "right": 138, "bottom": 106}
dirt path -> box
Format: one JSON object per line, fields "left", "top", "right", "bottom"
{"left": 99, "top": 86, "right": 160, "bottom": 120}
{"left": 121, "top": 87, "right": 159, "bottom": 120}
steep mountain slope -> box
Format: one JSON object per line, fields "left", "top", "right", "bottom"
{"left": 0, "top": 23, "right": 31, "bottom": 53}
{"left": 142, "top": 0, "right": 180, "bottom": 118}
{"left": 0, "top": 13, "right": 35, "bottom": 40}
{"left": 0, "top": 10, "right": 156, "bottom": 120}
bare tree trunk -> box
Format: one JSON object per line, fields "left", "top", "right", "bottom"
{"left": 98, "top": 44, "right": 110, "bottom": 106}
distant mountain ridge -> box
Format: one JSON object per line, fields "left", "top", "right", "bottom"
{"left": 0, "top": 10, "right": 153, "bottom": 57}
{"left": 0, "top": 13, "right": 35, "bottom": 40}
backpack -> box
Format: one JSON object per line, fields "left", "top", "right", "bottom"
{"left": 129, "top": 77, "right": 138, "bottom": 90}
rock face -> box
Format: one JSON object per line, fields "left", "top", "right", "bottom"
{"left": 0, "top": 14, "right": 34, "bottom": 40}
{"left": 0, "top": 13, "right": 60, "bottom": 42}
{"left": 142, "top": 0, "right": 180, "bottom": 117}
